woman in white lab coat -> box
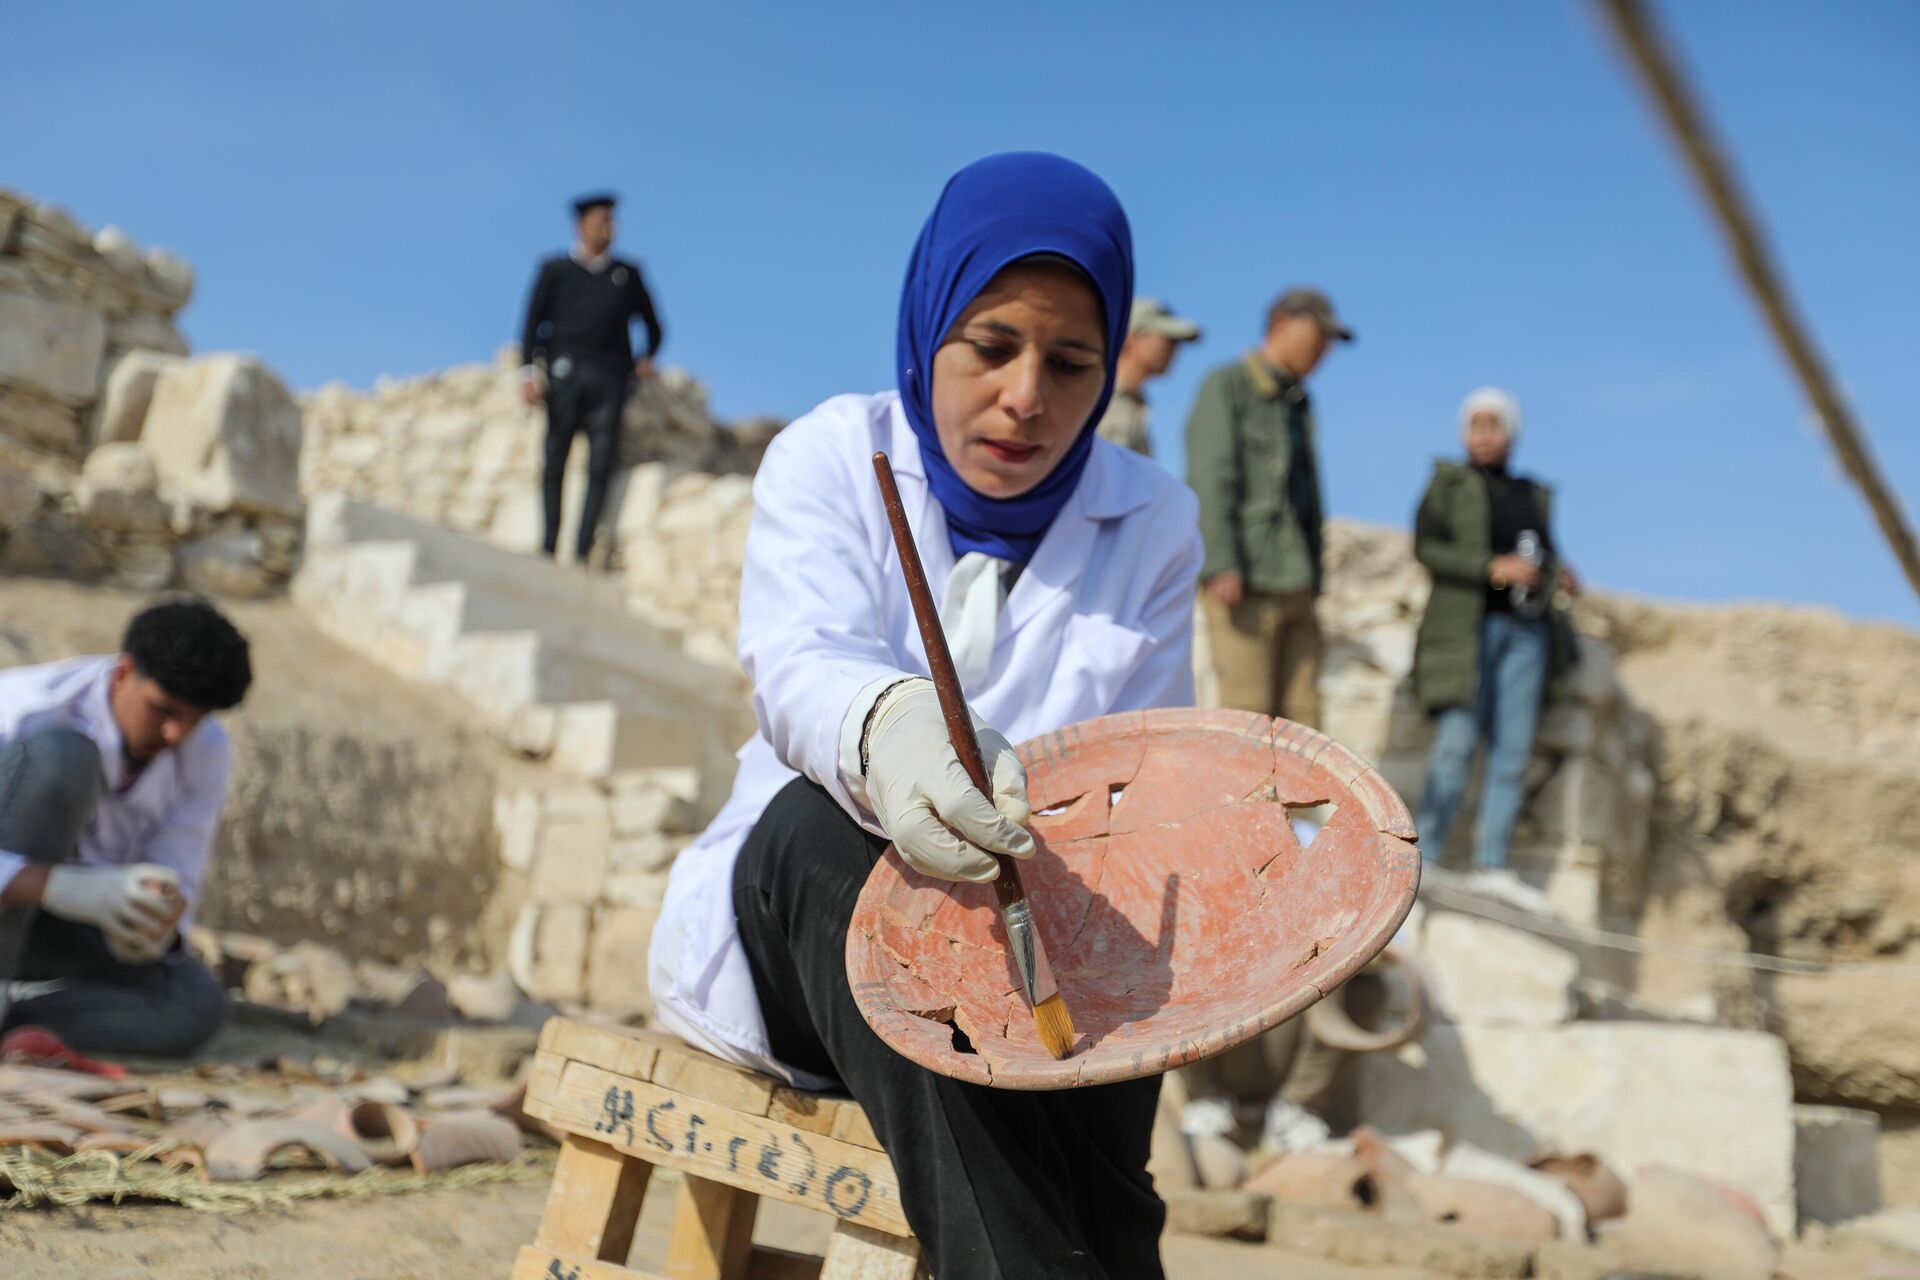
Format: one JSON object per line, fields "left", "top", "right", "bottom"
{"left": 648, "top": 152, "right": 1202, "bottom": 1278}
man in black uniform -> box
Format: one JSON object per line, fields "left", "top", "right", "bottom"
{"left": 519, "top": 192, "right": 664, "bottom": 564}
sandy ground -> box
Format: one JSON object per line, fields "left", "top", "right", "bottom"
{"left": 0, "top": 1173, "right": 1448, "bottom": 1280}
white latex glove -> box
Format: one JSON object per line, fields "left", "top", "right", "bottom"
{"left": 41, "top": 864, "right": 179, "bottom": 957}
{"left": 864, "top": 680, "right": 1034, "bottom": 883}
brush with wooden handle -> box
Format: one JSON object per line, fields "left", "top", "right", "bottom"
{"left": 871, "top": 451, "right": 1076, "bottom": 1061}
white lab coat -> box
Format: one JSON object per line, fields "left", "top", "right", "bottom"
{"left": 0, "top": 656, "right": 231, "bottom": 929}
{"left": 647, "top": 392, "right": 1203, "bottom": 1085}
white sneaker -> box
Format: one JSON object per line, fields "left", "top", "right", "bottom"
{"left": 1468, "top": 867, "right": 1552, "bottom": 916}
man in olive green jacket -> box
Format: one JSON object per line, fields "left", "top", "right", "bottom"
{"left": 1186, "top": 288, "right": 1353, "bottom": 727}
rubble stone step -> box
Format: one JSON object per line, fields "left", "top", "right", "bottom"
{"left": 306, "top": 492, "right": 685, "bottom": 649}
{"left": 294, "top": 492, "right": 750, "bottom": 781}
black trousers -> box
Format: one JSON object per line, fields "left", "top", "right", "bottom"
{"left": 542, "top": 358, "right": 629, "bottom": 561}
{"left": 0, "top": 728, "right": 226, "bottom": 1057}
{"left": 732, "top": 778, "right": 1167, "bottom": 1280}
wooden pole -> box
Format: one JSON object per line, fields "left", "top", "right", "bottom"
{"left": 1592, "top": 0, "right": 1920, "bottom": 606}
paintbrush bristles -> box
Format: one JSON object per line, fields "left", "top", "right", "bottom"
{"left": 1032, "top": 993, "right": 1076, "bottom": 1060}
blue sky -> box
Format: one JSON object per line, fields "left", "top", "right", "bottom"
{"left": 6, "top": 2, "right": 1916, "bottom": 624}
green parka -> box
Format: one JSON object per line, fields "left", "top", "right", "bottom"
{"left": 1411, "top": 460, "right": 1577, "bottom": 713}
{"left": 1184, "top": 354, "right": 1324, "bottom": 596}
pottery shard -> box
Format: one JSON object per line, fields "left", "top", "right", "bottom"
{"left": 1610, "top": 1166, "right": 1778, "bottom": 1280}
{"left": 1243, "top": 1150, "right": 1376, "bottom": 1210}
{"left": 141, "top": 353, "right": 303, "bottom": 516}
{"left": 1405, "top": 1172, "right": 1560, "bottom": 1243}
{"left": 202, "top": 1119, "right": 373, "bottom": 1182}
{"left": 409, "top": 1110, "right": 520, "bottom": 1172}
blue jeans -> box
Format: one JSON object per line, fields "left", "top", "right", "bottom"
{"left": 1416, "top": 612, "right": 1551, "bottom": 870}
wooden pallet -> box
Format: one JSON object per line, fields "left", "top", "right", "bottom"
{"left": 513, "top": 1018, "right": 924, "bottom": 1280}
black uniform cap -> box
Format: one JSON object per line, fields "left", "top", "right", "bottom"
{"left": 571, "top": 191, "right": 618, "bottom": 217}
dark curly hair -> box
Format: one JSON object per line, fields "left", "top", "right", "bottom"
{"left": 123, "top": 597, "right": 253, "bottom": 712}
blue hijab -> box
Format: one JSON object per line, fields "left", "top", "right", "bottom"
{"left": 896, "top": 152, "right": 1134, "bottom": 562}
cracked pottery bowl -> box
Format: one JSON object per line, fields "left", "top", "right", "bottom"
{"left": 846, "top": 708, "right": 1421, "bottom": 1089}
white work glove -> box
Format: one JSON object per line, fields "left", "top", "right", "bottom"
{"left": 863, "top": 680, "right": 1034, "bottom": 883}
{"left": 41, "top": 864, "right": 180, "bottom": 960}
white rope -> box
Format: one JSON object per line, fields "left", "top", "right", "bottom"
{"left": 1419, "top": 880, "right": 1920, "bottom": 980}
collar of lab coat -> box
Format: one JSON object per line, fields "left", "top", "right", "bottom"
{"left": 884, "top": 396, "right": 1153, "bottom": 637}
{"left": 79, "top": 659, "right": 133, "bottom": 792}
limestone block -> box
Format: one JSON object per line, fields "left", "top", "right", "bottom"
{"left": 467, "top": 415, "right": 521, "bottom": 485}
{"left": 322, "top": 432, "right": 383, "bottom": 473}
{"left": 178, "top": 530, "right": 278, "bottom": 598}
{"left": 528, "top": 788, "right": 612, "bottom": 904}
{"left": 142, "top": 247, "right": 194, "bottom": 312}
{"left": 1567, "top": 635, "right": 1619, "bottom": 708}
{"left": 1794, "top": 1104, "right": 1880, "bottom": 1226}
{"left": 142, "top": 354, "right": 303, "bottom": 516}
{"left": 92, "top": 225, "right": 143, "bottom": 275}
{"left": 584, "top": 905, "right": 658, "bottom": 1011}
{"left": 0, "top": 292, "right": 108, "bottom": 404}
{"left": 1418, "top": 909, "right": 1576, "bottom": 1026}
{"left": 494, "top": 789, "right": 541, "bottom": 872}
{"left": 0, "top": 463, "right": 40, "bottom": 531}
{"left": 1535, "top": 703, "right": 1595, "bottom": 756}
{"left": 94, "top": 350, "right": 182, "bottom": 446}
{"left": 415, "top": 409, "right": 481, "bottom": 453}
{"left": 1524, "top": 757, "right": 1624, "bottom": 852}
{"left": 76, "top": 441, "right": 168, "bottom": 534}
{"left": 602, "top": 870, "right": 670, "bottom": 910}
{"left": 610, "top": 833, "right": 678, "bottom": 875}
{"left": 0, "top": 385, "right": 85, "bottom": 454}
{"left": 704, "top": 473, "right": 754, "bottom": 516}
{"left": 107, "top": 313, "right": 189, "bottom": 359}
{"left": 1350, "top": 1022, "right": 1797, "bottom": 1234}
{"left": 504, "top": 705, "right": 556, "bottom": 759}
{"left": 104, "top": 541, "right": 175, "bottom": 591}
{"left": 610, "top": 766, "right": 702, "bottom": 807}
{"left": 515, "top": 902, "right": 589, "bottom": 1004}
{"left": 611, "top": 786, "right": 699, "bottom": 838}
{"left": 608, "top": 462, "right": 672, "bottom": 541}
{"left": 486, "top": 487, "right": 542, "bottom": 555}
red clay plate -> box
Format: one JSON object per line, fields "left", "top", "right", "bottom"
{"left": 845, "top": 708, "right": 1421, "bottom": 1090}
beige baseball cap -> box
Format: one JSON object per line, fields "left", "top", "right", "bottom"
{"left": 1130, "top": 297, "right": 1203, "bottom": 342}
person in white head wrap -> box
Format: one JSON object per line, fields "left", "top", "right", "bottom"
{"left": 1407, "top": 387, "right": 1579, "bottom": 914}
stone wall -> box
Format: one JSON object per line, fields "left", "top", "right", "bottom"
{"left": 0, "top": 188, "right": 191, "bottom": 459}
{"left": 298, "top": 350, "right": 774, "bottom": 673}
{"left": 0, "top": 190, "right": 303, "bottom": 596}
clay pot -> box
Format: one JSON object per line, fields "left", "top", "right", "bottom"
{"left": 1611, "top": 1166, "right": 1777, "bottom": 1280}
{"left": 1306, "top": 948, "right": 1427, "bottom": 1053}
{"left": 1244, "top": 1151, "right": 1375, "bottom": 1209}
{"left": 1406, "top": 1173, "right": 1560, "bottom": 1243}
